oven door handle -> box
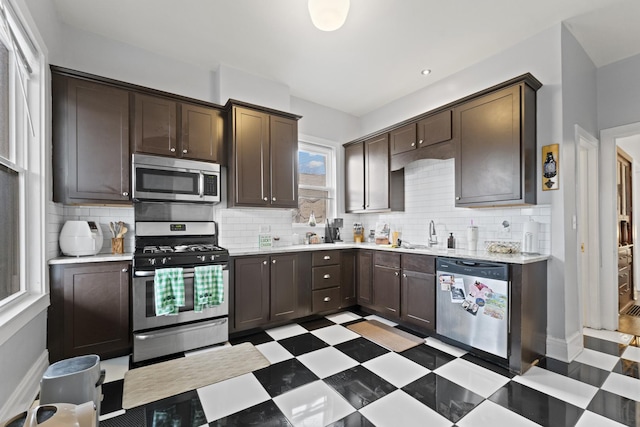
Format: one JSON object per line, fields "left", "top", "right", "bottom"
{"left": 135, "top": 318, "right": 228, "bottom": 340}
{"left": 133, "top": 265, "right": 228, "bottom": 278}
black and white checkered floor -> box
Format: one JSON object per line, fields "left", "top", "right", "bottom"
{"left": 100, "top": 310, "right": 640, "bottom": 426}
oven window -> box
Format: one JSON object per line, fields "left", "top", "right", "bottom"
{"left": 145, "top": 277, "right": 195, "bottom": 316}
{"left": 137, "top": 168, "right": 199, "bottom": 195}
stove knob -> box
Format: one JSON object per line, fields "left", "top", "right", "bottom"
{"left": 210, "top": 255, "right": 216, "bottom": 261}
{"left": 161, "top": 257, "right": 168, "bottom": 265}
{"left": 199, "top": 255, "right": 206, "bottom": 262}
{"left": 148, "top": 258, "right": 156, "bottom": 266}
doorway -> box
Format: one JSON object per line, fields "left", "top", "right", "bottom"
{"left": 600, "top": 122, "right": 640, "bottom": 336}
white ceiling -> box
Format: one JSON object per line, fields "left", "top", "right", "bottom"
{"left": 51, "top": 0, "right": 640, "bottom": 116}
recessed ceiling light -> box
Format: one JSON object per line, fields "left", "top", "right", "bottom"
{"left": 421, "top": 69, "right": 431, "bottom": 76}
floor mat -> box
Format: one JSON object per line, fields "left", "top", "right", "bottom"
{"left": 122, "top": 342, "right": 270, "bottom": 409}
{"left": 347, "top": 319, "right": 424, "bottom": 352}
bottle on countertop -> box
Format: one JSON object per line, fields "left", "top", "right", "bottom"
{"left": 447, "top": 232, "right": 455, "bottom": 249}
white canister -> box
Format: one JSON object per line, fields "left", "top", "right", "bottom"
{"left": 522, "top": 220, "right": 539, "bottom": 254}
{"left": 467, "top": 226, "right": 478, "bottom": 251}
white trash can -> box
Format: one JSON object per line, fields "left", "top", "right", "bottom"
{"left": 39, "top": 355, "right": 105, "bottom": 426}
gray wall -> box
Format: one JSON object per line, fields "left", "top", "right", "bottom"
{"left": 598, "top": 53, "right": 640, "bottom": 131}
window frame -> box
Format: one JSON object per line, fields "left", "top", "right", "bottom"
{"left": 294, "top": 140, "right": 337, "bottom": 226}
{"left": 0, "top": 0, "right": 48, "bottom": 347}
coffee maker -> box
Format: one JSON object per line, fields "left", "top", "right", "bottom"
{"left": 324, "top": 218, "right": 343, "bottom": 243}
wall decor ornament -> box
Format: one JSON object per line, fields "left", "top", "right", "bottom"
{"left": 542, "top": 144, "right": 559, "bottom": 191}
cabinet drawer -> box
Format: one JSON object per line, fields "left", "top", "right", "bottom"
{"left": 401, "top": 254, "right": 435, "bottom": 274}
{"left": 374, "top": 251, "right": 401, "bottom": 268}
{"left": 312, "top": 287, "right": 341, "bottom": 313}
{"left": 312, "top": 265, "right": 341, "bottom": 290}
{"left": 312, "top": 250, "right": 341, "bottom": 266}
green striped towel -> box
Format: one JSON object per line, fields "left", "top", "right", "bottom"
{"left": 154, "top": 268, "right": 185, "bottom": 316}
{"left": 194, "top": 265, "right": 224, "bottom": 312}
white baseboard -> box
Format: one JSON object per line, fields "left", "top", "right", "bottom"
{"left": 0, "top": 350, "right": 49, "bottom": 423}
{"left": 546, "top": 330, "right": 583, "bottom": 362}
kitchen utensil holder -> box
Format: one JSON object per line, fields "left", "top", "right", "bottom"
{"left": 111, "top": 237, "right": 124, "bottom": 254}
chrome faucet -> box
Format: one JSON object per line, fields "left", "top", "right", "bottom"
{"left": 428, "top": 220, "right": 438, "bottom": 246}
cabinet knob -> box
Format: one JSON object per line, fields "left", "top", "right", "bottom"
{"left": 122, "top": 192, "right": 129, "bottom": 197}
{"left": 323, "top": 274, "right": 331, "bottom": 279}
{"left": 418, "top": 139, "right": 424, "bottom": 145}
{"left": 272, "top": 197, "right": 276, "bottom": 202}
{"left": 170, "top": 147, "right": 176, "bottom": 152}
{"left": 323, "top": 296, "right": 331, "bottom": 302}
{"left": 323, "top": 255, "right": 331, "bottom": 260}
{"left": 183, "top": 149, "right": 188, "bottom": 154}
{"left": 395, "top": 271, "right": 399, "bottom": 276}
{"left": 263, "top": 260, "right": 268, "bottom": 265}
{"left": 272, "top": 259, "right": 276, "bottom": 264}
{"left": 122, "top": 268, "right": 128, "bottom": 273}
{"left": 263, "top": 197, "right": 268, "bottom": 201}
{"left": 456, "top": 196, "right": 461, "bottom": 200}
{"left": 402, "top": 273, "right": 407, "bottom": 278}
{"left": 411, "top": 142, "right": 415, "bottom": 147}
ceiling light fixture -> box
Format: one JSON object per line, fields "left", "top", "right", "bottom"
{"left": 308, "top": 0, "right": 350, "bottom": 32}
{"left": 421, "top": 69, "right": 432, "bottom": 76}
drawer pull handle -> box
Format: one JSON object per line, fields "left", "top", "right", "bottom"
{"left": 323, "top": 255, "right": 331, "bottom": 260}
{"left": 323, "top": 296, "right": 331, "bottom": 302}
{"left": 323, "top": 274, "right": 331, "bottom": 279}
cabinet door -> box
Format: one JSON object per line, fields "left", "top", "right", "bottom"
{"left": 340, "top": 250, "right": 357, "bottom": 308}
{"left": 234, "top": 256, "right": 270, "bottom": 330}
{"left": 232, "top": 107, "right": 270, "bottom": 206}
{"left": 133, "top": 93, "right": 178, "bottom": 156}
{"left": 401, "top": 270, "right": 436, "bottom": 331}
{"left": 365, "top": 134, "right": 390, "bottom": 211}
{"left": 373, "top": 265, "right": 400, "bottom": 318}
{"left": 345, "top": 142, "right": 365, "bottom": 212}
{"left": 53, "top": 76, "right": 130, "bottom": 203}
{"left": 270, "top": 115, "right": 298, "bottom": 208}
{"left": 357, "top": 251, "right": 374, "bottom": 306}
{"left": 417, "top": 110, "right": 452, "bottom": 148}
{"left": 390, "top": 123, "right": 417, "bottom": 155}
{"left": 60, "top": 262, "right": 130, "bottom": 360}
{"left": 455, "top": 85, "right": 522, "bottom": 205}
{"left": 181, "top": 103, "right": 224, "bottom": 163}
{"left": 270, "top": 254, "right": 299, "bottom": 321}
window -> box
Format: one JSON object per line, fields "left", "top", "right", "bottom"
{"left": 0, "top": 0, "right": 46, "bottom": 320}
{"left": 294, "top": 142, "right": 336, "bottom": 225}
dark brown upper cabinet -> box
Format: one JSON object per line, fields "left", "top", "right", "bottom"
{"left": 389, "top": 110, "right": 452, "bottom": 156}
{"left": 52, "top": 73, "right": 131, "bottom": 205}
{"left": 133, "top": 93, "right": 224, "bottom": 163}
{"left": 227, "top": 102, "right": 301, "bottom": 208}
{"left": 455, "top": 78, "right": 539, "bottom": 207}
{"left": 345, "top": 134, "right": 404, "bottom": 213}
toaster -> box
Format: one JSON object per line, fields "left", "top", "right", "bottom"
{"left": 59, "top": 221, "right": 104, "bottom": 257}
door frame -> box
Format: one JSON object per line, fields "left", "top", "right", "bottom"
{"left": 575, "top": 125, "right": 600, "bottom": 328}
{"left": 600, "top": 121, "right": 640, "bottom": 330}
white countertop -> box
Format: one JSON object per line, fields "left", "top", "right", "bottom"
{"left": 49, "top": 253, "right": 133, "bottom": 265}
{"left": 229, "top": 243, "right": 550, "bottom": 264}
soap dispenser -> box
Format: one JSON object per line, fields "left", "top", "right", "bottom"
{"left": 447, "top": 233, "right": 455, "bottom": 249}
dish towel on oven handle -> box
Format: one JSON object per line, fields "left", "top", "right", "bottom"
{"left": 194, "top": 265, "right": 224, "bottom": 312}
{"left": 154, "top": 268, "right": 186, "bottom": 316}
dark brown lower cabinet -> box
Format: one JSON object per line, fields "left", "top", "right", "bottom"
{"left": 372, "top": 252, "right": 401, "bottom": 318}
{"left": 400, "top": 254, "right": 436, "bottom": 331}
{"left": 232, "top": 253, "right": 310, "bottom": 332}
{"left": 48, "top": 262, "right": 131, "bottom": 363}
{"left": 357, "top": 250, "right": 374, "bottom": 307}
{"left": 340, "top": 250, "right": 357, "bottom": 308}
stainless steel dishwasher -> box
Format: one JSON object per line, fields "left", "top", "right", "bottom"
{"left": 436, "top": 257, "right": 509, "bottom": 359}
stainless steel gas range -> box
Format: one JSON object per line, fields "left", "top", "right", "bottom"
{"left": 131, "top": 219, "right": 229, "bottom": 363}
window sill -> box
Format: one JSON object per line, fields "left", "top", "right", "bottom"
{"left": 0, "top": 293, "right": 50, "bottom": 347}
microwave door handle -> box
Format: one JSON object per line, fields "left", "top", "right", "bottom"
{"left": 199, "top": 172, "right": 204, "bottom": 199}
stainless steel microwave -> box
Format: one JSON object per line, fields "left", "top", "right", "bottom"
{"left": 132, "top": 154, "right": 221, "bottom": 203}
